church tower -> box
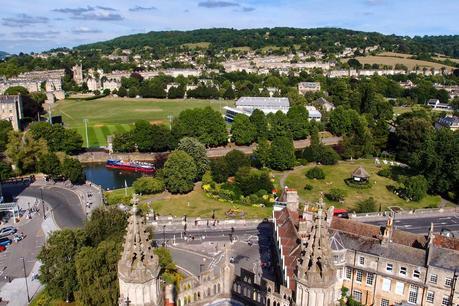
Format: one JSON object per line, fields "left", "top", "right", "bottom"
{"left": 118, "top": 195, "right": 162, "bottom": 306}
{"left": 295, "top": 197, "right": 337, "bottom": 306}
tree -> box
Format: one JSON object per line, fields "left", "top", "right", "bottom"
{"left": 235, "top": 167, "right": 274, "bottom": 196}
{"left": 403, "top": 175, "right": 428, "bottom": 201}
{"left": 395, "top": 115, "right": 432, "bottom": 163}
{"left": 61, "top": 157, "right": 85, "bottom": 184}
{"left": 287, "top": 105, "right": 309, "bottom": 140}
{"left": 328, "top": 106, "right": 359, "bottom": 136}
{"left": 268, "top": 111, "right": 291, "bottom": 139}
{"left": 118, "top": 86, "right": 127, "bottom": 97}
{"left": 84, "top": 207, "right": 128, "bottom": 247}
{"left": 38, "top": 229, "right": 85, "bottom": 301}
{"left": 325, "top": 188, "right": 346, "bottom": 202}
{"left": 29, "top": 122, "right": 83, "bottom": 154}
{"left": 38, "top": 152, "right": 61, "bottom": 179}
{"left": 113, "top": 131, "right": 136, "bottom": 152}
{"left": 6, "top": 131, "right": 48, "bottom": 174}
{"left": 133, "top": 177, "right": 165, "bottom": 194}
{"left": 252, "top": 139, "right": 271, "bottom": 168}
{"left": 210, "top": 158, "right": 230, "bottom": 183}
{"left": 223, "top": 86, "right": 236, "bottom": 100}
{"left": 231, "top": 114, "right": 256, "bottom": 145}
{"left": 0, "top": 161, "right": 12, "bottom": 181}
{"left": 249, "top": 109, "right": 269, "bottom": 140}
{"left": 176, "top": 137, "right": 209, "bottom": 178}
{"left": 0, "top": 120, "right": 12, "bottom": 151}
{"left": 348, "top": 58, "right": 362, "bottom": 69}
{"left": 162, "top": 150, "right": 197, "bottom": 194}
{"left": 75, "top": 240, "right": 121, "bottom": 306}
{"left": 224, "top": 149, "right": 250, "bottom": 177}
{"left": 269, "top": 136, "right": 295, "bottom": 170}
{"left": 354, "top": 197, "right": 377, "bottom": 213}
{"left": 287, "top": 88, "right": 307, "bottom": 106}
{"left": 154, "top": 247, "right": 180, "bottom": 284}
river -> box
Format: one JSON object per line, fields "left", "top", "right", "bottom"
{"left": 84, "top": 163, "right": 152, "bottom": 190}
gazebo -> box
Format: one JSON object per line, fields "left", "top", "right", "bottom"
{"left": 351, "top": 166, "right": 370, "bottom": 182}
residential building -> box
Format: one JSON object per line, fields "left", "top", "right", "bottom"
{"left": 298, "top": 82, "right": 321, "bottom": 94}
{"left": 305, "top": 105, "right": 322, "bottom": 121}
{"left": 313, "top": 97, "right": 335, "bottom": 112}
{"left": 0, "top": 95, "right": 23, "bottom": 131}
{"left": 435, "top": 116, "right": 459, "bottom": 131}
{"left": 426, "top": 99, "right": 453, "bottom": 111}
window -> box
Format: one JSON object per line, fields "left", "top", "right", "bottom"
{"left": 359, "top": 256, "right": 365, "bottom": 266}
{"left": 426, "top": 291, "right": 435, "bottom": 303}
{"left": 408, "top": 284, "right": 419, "bottom": 304}
{"left": 356, "top": 270, "right": 363, "bottom": 283}
{"left": 386, "top": 263, "right": 393, "bottom": 272}
{"left": 381, "top": 299, "right": 389, "bottom": 306}
{"left": 395, "top": 281, "right": 404, "bottom": 295}
{"left": 366, "top": 273, "right": 375, "bottom": 286}
{"left": 442, "top": 296, "right": 450, "bottom": 306}
{"left": 346, "top": 267, "right": 352, "bottom": 280}
{"left": 413, "top": 270, "right": 421, "bottom": 279}
{"left": 400, "top": 267, "right": 407, "bottom": 276}
{"left": 353, "top": 290, "right": 362, "bottom": 302}
{"left": 430, "top": 274, "right": 438, "bottom": 284}
{"left": 445, "top": 277, "right": 452, "bottom": 288}
{"left": 338, "top": 268, "right": 343, "bottom": 280}
{"left": 382, "top": 278, "right": 391, "bottom": 292}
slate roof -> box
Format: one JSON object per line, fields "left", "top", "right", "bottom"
{"left": 429, "top": 246, "right": 459, "bottom": 270}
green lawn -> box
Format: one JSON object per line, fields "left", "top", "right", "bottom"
{"left": 283, "top": 159, "right": 442, "bottom": 211}
{"left": 51, "top": 97, "right": 234, "bottom": 147}
{"left": 105, "top": 186, "right": 272, "bottom": 220}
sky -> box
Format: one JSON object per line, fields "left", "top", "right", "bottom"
{"left": 0, "top": 0, "right": 458, "bottom": 54}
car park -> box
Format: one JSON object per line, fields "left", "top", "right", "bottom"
{"left": 0, "top": 226, "right": 17, "bottom": 237}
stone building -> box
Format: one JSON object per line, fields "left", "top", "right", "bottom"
{"left": 72, "top": 64, "right": 84, "bottom": 85}
{"left": 118, "top": 201, "right": 162, "bottom": 306}
{"left": 298, "top": 82, "right": 321, "bottom": 94}
{"left": 0, "top": 95, "right": 23, "bottom": 130}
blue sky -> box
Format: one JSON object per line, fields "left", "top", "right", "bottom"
{"left": 0, "top": 0, "right": 458, "bottom": 54}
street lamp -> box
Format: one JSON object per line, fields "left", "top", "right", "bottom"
{"left": 162, "top": 225, "right": 166, "bottom": 247}
{"left": 20, "top": 257, "right": 30, "bottom": 303}
{"left": 40, "top": 188, "right": 46, "bottom": 220}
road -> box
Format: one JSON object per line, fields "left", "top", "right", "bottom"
{"left": 363, "top": 215, "right": 459, "bottom": 235}
{"left": 19, "top": 186, "right": 85, "bottom": 229}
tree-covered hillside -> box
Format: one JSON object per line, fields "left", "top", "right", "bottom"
{"left": 0, "top": 51, "right": 9, "bottom": 60}
{"left": 76, "top": 27, "right": 459, "bottom": 58}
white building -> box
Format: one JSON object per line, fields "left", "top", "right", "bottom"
{"left": 426, "top": 99, "right": 453, "bottom": 111}
{"left": 298, "top": 82, "right": 321, "bottom": 94}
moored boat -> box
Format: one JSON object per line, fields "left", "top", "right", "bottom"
{"left": 105, "top": 159, "right": 155, "bottom": 173}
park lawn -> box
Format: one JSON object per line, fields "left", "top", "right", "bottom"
{"left": 52, "top": 97, "right": 234, "bottom": 147}
{"left": 353, "top": 55, "right": 454, "bottom": 70}
{"left": 283, "top": 159, "right": 442, "bottom": 212}
{"left": 107, "top": 186, "right": 271, "bottom": 219}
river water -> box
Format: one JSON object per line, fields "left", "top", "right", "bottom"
{"left": 84, "top": 163, "right": 151, "bottom": 190}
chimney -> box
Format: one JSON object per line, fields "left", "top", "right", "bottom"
{"left": 426, "top": 223, "right": 435, "bottom": 266}
{"left": 381, "top": 214, "right": 394, "bottom": 245}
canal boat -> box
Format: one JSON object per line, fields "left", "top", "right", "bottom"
{"left": 105, "top": 159, "right": 155, "bottom": 174}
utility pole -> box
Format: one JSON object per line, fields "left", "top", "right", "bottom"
{"left": 83, "top": 119, "right": 89, "bottom": 148}
{"left": 21, "top": 257, "right": 30, "bottom": 303}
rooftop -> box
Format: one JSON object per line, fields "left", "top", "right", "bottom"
{"left": 236, "top": 97, "right": 290, "bottom": 108}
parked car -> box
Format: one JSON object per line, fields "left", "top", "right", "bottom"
{"left": 0, "top": 245, "right": 6, "bottom": 252}
{"left": 13, "top": 233, "right": 25, "bottom": 242}
{"left": 0, "top": 237, "right": 12, "bottom": 247}
{"left": 0, "top": 226, "right": 17, "bottom": 237}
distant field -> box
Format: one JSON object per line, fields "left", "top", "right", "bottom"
{"left": 51, "top": 97, "right": 234, "bottom": 147}
{"left": 181, "top": 42, "right": 210, "bottom": 49}
{"left": 354, "top": 55, "right": 454, "bottom": 70}
{"left": 227, "top": 46, "right": 252, "bottom": 52}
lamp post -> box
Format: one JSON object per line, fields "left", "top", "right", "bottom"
{"left": 162, "top": 225, "right": 166, "bottom": 247}
{"left": 40, "top": 188, "right": 46, "bottom": 220}
{"left": 83, "top": 119, "right": 89, "bottom": 148}
{"left": 20, "top": 257, "right": 30, "bottom": 303}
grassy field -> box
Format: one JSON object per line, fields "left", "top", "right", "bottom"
{"left": 106, "top": 186, "right": 272, "bottom": 219}
{"left": 51, "top": 97, "right": 234, "bottom": 147}
{"left": 353, "top": 55, "right": 454, "bottom": 70}
{"left": 283, "top": 159, "right": 442, "bottom": 211}
{"left": 181, "top": 42, "right": 211, "bottom": 49}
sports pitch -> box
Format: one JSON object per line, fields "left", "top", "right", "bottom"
{"left": 51, "top": 97, "right": 234, "bottom": 147}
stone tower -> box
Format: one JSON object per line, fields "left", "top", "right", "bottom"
{"left": 295, "top": 197, "right": 337, "bottom": 306}
{"left": 72, "top": 64, "right": 83, "bottom": 85}
{"left": 118, "top": 195, "right": 162, "bottom": 306}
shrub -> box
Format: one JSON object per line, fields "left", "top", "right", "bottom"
{"left": 318, "top": 146, "right": 340, "bottom": 165}
{"left": 133, "top": 177, "right": 165, "bottom": 195}
{"left": 304, "top": 184, "right": 313, "bottom": 191}
{"left": 403, "top": 175, "right": 428, "bottom": 201}
{"left": 306, "top": 167, "right": 325, "bottom": 180}
{"left": 325, "top": 188, "right": 346, "bottom": 202}
{"left": 354, "top": 197, "right": 377, "bottom": 213}
{"left": 235, "top": 167, "right": 273, "bottom": 196}
{"left": 377, "top": 168, "right": 391, "bottom": 178}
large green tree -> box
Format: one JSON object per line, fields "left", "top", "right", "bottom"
{"left": 287, "top": 105, "right": 309, "bottom": 140}
{"left": 176, "top": 137, "right": 209, "bottom": 178}
{"left": 224, "top": 149, "right": 250, "bottom": 177}
{"left": 162, "top": 150, "right": 197, "bottom": 194}
{"left": 231, "top": 114, "right": 257, "bottom": 145}
{"left": 6, "top": 131, "right": 48, "bottom": 174}
{"left": 249, "top": 109, "right": 269, "bottom": 140}
{"left": 61, "top": 157, "right": 85, "bottom": 184}
{"left": 37, "top": 152, "right": 61, "bottom": 179}
{"left": 84, "top": 207, "right": 128, "bottom": 247}
{"left": 0, "top": 120, "right": 12, "bottom": 151}
{"left": 269, "top": 136, "right": 295, "bottom": 170}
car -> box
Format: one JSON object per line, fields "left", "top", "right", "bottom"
{"left": 0, "top": 245, "right": 6, "bottom": 252}
{"left": 0, "top": 226, "right": 17, "bottom": 237}
{"left": 13, "top": 233, "right": 25, "bottom": 242}
{"left": 0, "top": 237, "right": 12, "bottom": 247}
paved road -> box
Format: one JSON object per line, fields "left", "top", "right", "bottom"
{"left": 364, "top": 215, "right": 459, "bottom": 234}
{"left": 20, "top": 186, "right": 85, "bottom": 229}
